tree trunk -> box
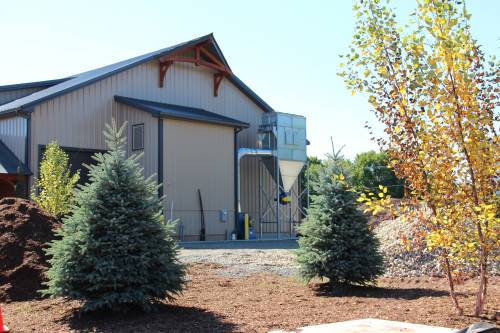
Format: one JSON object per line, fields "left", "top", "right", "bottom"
{"left": 444, "top": 257, "right": 463, "bottom": 315}
{"left": 474, "top": 251, "right": 488, "bottom": 316}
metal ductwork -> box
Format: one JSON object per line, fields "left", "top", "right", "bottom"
{"left": 236, "top": 148, "right": 273, "bottom": 212}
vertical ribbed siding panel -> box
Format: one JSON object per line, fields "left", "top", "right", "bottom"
{"left": 117, "top": 105, "right": 158, "bottom": 179}
{"left": 30, "top": 59, "right": 299, "bottom": 238}
{"left": 31, "top": 101, "right": 157, "bottom": 180}
{"left": 0, "top": 116, "right": 26, "bottom": 162}
{"left": 163, "top": 119, "right": 234, "bottom": 241}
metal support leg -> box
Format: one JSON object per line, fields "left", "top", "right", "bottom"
{"left": 307, "top": 159, "right": 310, "bottom": 210}
{"left": 289, "top": 197, "right": 292, "bottom": 238}
{"left": 259, "top": 160, "right": 263, "bottom": 240}
{"left": 275, "top": 155, "right": 280, "bottom": 240}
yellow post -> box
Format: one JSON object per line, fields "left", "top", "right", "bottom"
{"left": 244, "top": 213, "right": 249, "bottom": 240}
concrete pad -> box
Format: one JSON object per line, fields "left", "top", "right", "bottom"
{"left": 270, "top": 318, "right": 457, "bottom": 333}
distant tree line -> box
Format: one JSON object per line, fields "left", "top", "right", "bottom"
{"left": 300, "top": 149, "right": 404, "bottom": 211}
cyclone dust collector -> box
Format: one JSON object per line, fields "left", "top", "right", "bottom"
{"left": 237, "top": 112, "right": 307, "bottom": 239}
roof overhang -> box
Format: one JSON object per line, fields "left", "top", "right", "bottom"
{"left": 114, "top": 95, "right": 250, "bottom": 129}
{"left": 0, "top": 34, "right": 274, "bottom": 117}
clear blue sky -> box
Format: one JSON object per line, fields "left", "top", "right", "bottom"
{"left": 1, "top": 0, "right": 498, "bottom": 159}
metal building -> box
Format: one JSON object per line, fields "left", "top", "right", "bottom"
{"left": 0, "top": 34, "right": 307, "bottom": 241}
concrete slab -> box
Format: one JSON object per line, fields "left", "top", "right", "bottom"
{"left": 180, "top": 239, "right": 298, "bottom": 250}
{"left": 270, "top": 318, "right": 457, "bottom": 333}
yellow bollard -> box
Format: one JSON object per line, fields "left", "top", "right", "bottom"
{"left": 244, "top": 213, "right": 249, "bottom": 240}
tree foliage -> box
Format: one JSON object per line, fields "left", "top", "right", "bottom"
{"left": 32, "top": 141, "right": 80, "bottom": 217}
{"left": 296, "top": 149, "right": 384, "bottom": 286}
{"left": 339, "top": 0, "right": 499, "bottom": 315}
{"left": 44, "top": 121, "right": 185, "bottom": 313}
{"left": 300, "top": 156, "right": 323, "bottom": 211}
{"left": 351, "top": 150, "right": 405, "bottom": 198}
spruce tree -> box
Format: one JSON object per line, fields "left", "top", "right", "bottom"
{"left": 296, "top": 149, "right": 384, "bottom": 286}
{"left": 44, "top": 121, "right": 185, "bottom": 312}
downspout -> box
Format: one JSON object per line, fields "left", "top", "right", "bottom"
{"left": 24, "top": 110, "right": 32, "bottom": 199}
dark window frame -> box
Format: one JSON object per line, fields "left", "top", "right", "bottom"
{"left": 131, "top": 123, "right": 145, "bottom": 151}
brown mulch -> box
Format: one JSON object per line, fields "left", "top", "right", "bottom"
{"left": 2, "top": 263, "right": 499, "bottom": 333}
{"left": 0, "top": 197, "right": 60, "bottom": 302}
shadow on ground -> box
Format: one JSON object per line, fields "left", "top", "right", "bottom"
{"left": 313, "top": 283, "right": 452, "bottom": 300}
{"left": 61, "top": 304, "right": 237, "bottom": 333}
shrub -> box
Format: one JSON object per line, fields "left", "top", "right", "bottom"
{"left": 32, "top": 141, "right": 79, "bottom": 217}
{"left": 44, "top": 121, "right": 185, "bottom": 312}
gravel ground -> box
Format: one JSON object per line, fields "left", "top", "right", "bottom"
{"left": 179, "top": 232, "right": 499, "bottom": 279}
{"left": 373, "top": 218, "right": 443, "bottom": 277}
{"left": 373, "top": 218, "right": 500, "bottom": 278}
{"left": 179, "top": 240, "right": 299, "bottom": 277}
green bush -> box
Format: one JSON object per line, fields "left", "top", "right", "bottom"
{"left": 44, "top": 121, "right": 185, "bottom": 312}
{"left": 296, "top": 151, "right": 384, "bottom": 286}
{"left": 32, "top": 141, "right": 80, "bottom": 217}
{"left": 299, "top": 156, "right": 322, "bottom": 211}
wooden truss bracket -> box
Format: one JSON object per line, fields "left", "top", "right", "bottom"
{"left": 159, "top": 60, "right": 173, "bottom": 88}
{"left": 213, "top": 72, "right": 225, "bottom": 97}
{"left": 158, "top": 43, "right": 232, "bottom": 96}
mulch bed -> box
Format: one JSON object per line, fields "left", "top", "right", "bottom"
{"left": 0, "top": 198, "right": 60, "bottom": 302}
{"left": 2, "top": 263, "right": 498, "bottom": 333}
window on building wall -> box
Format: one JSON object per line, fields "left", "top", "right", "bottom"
{"left": 132, "top": 124, "right": 144, "bottom": 151}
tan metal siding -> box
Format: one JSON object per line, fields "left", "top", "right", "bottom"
{"left": 0, "top": 116, "right": 26, "bottom": 162}
{"left": 0, "top": 87, "right": 45, "bottom": 106}
{"left": 31, "top": 61, "right": 266, "bottom": 207}
{"left": 163, "top": 119, "right": 234, "bottom": 241}
{"left": 31, "top": 103, "right": 157, "bottom": 178}
{"left": 30, "top": 59, "right": 300, "bottom": 236}
{"left": 116, "top": 105, "right": 158, "bottom": 178}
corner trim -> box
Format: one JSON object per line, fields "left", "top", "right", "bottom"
{"left": 157, "top": 118, "right": 164, "bottom": 198}
{"left": 233, "top": 128, "right": 242, "bottom": 232}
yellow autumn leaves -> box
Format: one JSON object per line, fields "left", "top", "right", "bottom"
{"left": 340, "top": 0, "right": 499, "bottom": 315}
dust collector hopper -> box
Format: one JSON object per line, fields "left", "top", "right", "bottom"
{"left": 258, "top": 112, "right": 307, "bottom": 193}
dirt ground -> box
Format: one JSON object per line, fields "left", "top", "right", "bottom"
{"left": 2, "top": 263, "right": 498, "bottom": 333}
{"left": 0, "top": 197, "right": 60, "bottom": 302}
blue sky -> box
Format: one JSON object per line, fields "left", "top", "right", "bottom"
{"left": 1, "top": 0, "right": 498, "bottom": 159}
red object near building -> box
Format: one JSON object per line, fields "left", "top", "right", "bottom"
{"left": 0, "top": 304, "right": 9, "bottom": 333}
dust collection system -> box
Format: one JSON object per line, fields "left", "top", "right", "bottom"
{"left": 236, "top": 112, "right": 308, "bottom": 240}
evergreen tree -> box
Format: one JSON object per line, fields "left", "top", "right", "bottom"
{"left": 44, "top": 121, "right": 185, "bottom": 312}
{"left": 296, "top": 148, "right": 384, "bottom": 286}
